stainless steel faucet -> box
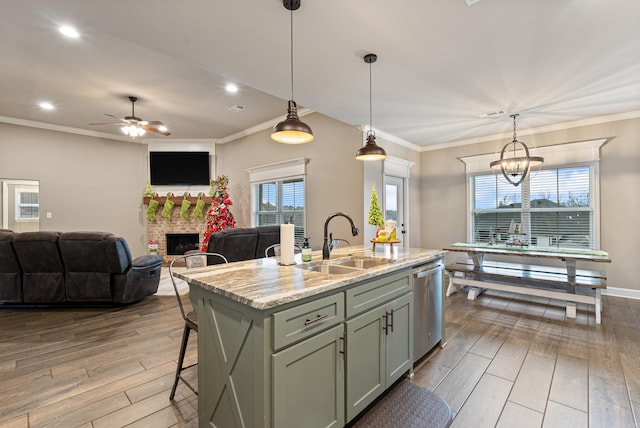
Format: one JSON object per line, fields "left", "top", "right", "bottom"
{"left": 322, "top": 212, "right": 360, "bottom": 259}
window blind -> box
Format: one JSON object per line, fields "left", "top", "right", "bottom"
{"left": 252, "top": 178, "right": 305, "bottom": 244}
{"left": 471, "top": 166, "right": 594, "bottom": 249}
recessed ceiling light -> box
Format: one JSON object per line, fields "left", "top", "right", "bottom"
{"left": 59, "top": 26, "right": 80, "bottom": 38}
{"left": 39, "top": 102, "right": 54, "bottom": 110}
{"left": 225, "top": 83, "right": 239, "bottom": 93}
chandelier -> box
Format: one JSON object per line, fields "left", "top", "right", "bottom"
{"left": 490, "top": 114, "right": 543, "bottom": 186}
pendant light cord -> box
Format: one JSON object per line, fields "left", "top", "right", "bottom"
{"left": 369, "top": 59, "right": 373, "bottom": 134}
{"left": 290, "top": 8, "right": 294, "bottom": 101}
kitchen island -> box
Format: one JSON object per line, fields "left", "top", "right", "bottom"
{"left": 175, "top": 245, "right": 445, "bottom": 428}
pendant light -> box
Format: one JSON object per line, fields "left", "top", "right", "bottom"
{"left": 271, "top": 0, "right": 314, "bottom": 144}
{"left": 490, "top": 114, "right": 543, "bottom": 186}
{"left": 356, "top": 53, "right": 386, "bottom": 161}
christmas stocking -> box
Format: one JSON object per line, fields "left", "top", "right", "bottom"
{"left": 146, "top": 199, "right": 159, "bottom": 221}
{"left": 162, "top": 194, "right": 175, "bottom": 221}
{"left": 193, "top": 198, "right": 206, "bottom": 220}
{"left": 180, "top": 196, "right": 192, "bottom": 220}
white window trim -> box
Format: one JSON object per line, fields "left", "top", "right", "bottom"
{"left": 247, "top": 158, "right": 308, "bottom": 232}
{"left": 246, "top": 157, "right": 308, "bottom": 183}
{"left": 459, "top": 139, "right": 607, "bottom": 174}
{"left": 462, "top": 139, "right": 606, "bottom": 248}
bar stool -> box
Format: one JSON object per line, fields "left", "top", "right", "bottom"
{"left": 169, "top": 251, "right": 228, "bottom": 400}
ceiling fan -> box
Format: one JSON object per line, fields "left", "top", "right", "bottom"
{"left": 90, "top": 96, "right": 170, "bottom": 138}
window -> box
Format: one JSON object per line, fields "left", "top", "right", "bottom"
{"left": 252, "top": 178, "right": 305, "bottom": 242}
{"left": 248, "top": 158, "right": 308, "bottom": 243}
{"left": 471, "top": 165, "right": 594, "bottom": 249}
{"left": 16, "top": 189, "right": 39, "bottom": 221}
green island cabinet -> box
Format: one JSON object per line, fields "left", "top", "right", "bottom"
{"left": 189, "top": 268, "right": 413, "bottom": 428}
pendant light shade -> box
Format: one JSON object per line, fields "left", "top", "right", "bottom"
{"left": 356, "top": 53, "right": 386, "bottom": 161}
{"left": 356, "top": 131, "right": 387, "bottom": 161}
{"left": 271, "top": 0, "right": 314, "bottom": 144}
{"left": 272, "top": 100, "right": 314, "bottom": 144}
{"left": 490, "top": 114, "right": 543, "bottom": 186}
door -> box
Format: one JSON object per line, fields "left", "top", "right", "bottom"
{"left": 345, "top": 306, "right": 386, "bottom": 421}
{"left": 384, "top": 175, "right": 407, "bottom": 248}
{"left": 384, "top": 293, "right": 413, "bottom": 386}
{"left": 272, "top": 325, "right": 345, "bottom": 428}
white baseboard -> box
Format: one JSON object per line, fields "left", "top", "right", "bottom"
{"left": 602, "top": 287, "right": 640, "bottom": 301}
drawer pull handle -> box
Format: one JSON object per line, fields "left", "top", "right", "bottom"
{"left": 304, "top": 314, "right": 328, "bottom": 326}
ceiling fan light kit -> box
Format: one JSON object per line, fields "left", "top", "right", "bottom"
{"left": 356, "top": 53, "right": 387, "bottom": 161}
{"left": 271, "top": 0, "right": 314, "bottom": 144}
{"left": 490, "top": 114, "right": 543, "bottom": 186}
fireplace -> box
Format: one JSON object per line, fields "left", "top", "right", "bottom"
{"left": 166, "top": 233, "right": 200, "bottom": 255}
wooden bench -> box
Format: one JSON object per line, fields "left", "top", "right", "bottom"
{"left": 445, "top": 259, "right": 606, "bottom": 324}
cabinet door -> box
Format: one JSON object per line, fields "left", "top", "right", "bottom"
{"left": 272, "top": 324, "right": 345, "bottom": 428}
{"left": 385, "top": 293, "right": 413, "bottom": 386}
{"left": 345, "top": 305, "right": 386, "bottom": 422}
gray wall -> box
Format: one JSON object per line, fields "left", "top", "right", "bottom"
{"left": 0, "top": 122, "right": 149, "bottom": 254}
{"left": 420, "top": 116, "right": 640, "bottom": 291}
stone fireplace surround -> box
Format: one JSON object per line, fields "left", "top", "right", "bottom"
{"left": 147, "top": 208, "right": 206, "bottom": 264}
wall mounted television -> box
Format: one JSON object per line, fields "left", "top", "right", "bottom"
{"left": 149, "top": 151, "right": 210, "bottom": 185}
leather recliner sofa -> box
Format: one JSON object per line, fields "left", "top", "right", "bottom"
{"left": 0, "top": 230, "right": 163, "bottom": 305}
{"left": 205, "top": 225, "right": 282, "bottom": 264}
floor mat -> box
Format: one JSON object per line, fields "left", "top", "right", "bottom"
{"left": 351, "top": 380, "right": 453, "bottom": 428}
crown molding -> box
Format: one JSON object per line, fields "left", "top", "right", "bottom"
{"left": 358, "top": 125, "right": 421, "bottom": 152}
{"left": 0, "top": 115, "right": 132, "bottom": 141}
{"left": 217, "top": 108, "right": 314, "bottom": 144}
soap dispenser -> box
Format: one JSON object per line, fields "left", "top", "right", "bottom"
{"left": 302, "top": 237, "right": 312, "bottom": 262}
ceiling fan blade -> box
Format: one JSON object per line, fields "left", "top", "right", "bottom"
{"left": 138, "top": 120, "right": 163, "bottom": 126}
{"left": 104, "top": 113, "right": 128, "bottom": 122}
{"left": 141, "top": 124, "right": 171, "bottom": 136}
{"left": 90, "top": 122, "right": 126, "bottom": 126}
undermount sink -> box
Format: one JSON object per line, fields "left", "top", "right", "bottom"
{"left": 330, "top": 256, "right": 394, "bottom": 269}
{"left": 296, "top": 256, "right": 394, "bottom": 275}
{"left": 297, "top": 264, "right": 363, "bottom": 275}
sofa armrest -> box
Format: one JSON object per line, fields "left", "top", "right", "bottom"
{"left": 112, "top": 254, "right": 163, "bottom": 304}
{"left": 133, "top": 254, "right": 164, "bottom": 269}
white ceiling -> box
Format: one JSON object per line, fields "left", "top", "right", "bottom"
{"left": 1, "top": 0, "right": 639, "bottom": 149}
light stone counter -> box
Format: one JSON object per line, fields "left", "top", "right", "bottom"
{"left": 175, "top": 245, "right": 446, "bottom": 310}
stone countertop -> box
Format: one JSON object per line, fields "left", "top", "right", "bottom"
{"left": 174, "top": 246, "right": 446, "bottom": 310}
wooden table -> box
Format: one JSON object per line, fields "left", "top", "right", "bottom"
{"left": 443, "top": 243, "right": 611, "bottom": 323}
{"left": 371, "top": 239, "right": 401, "bottom": 252}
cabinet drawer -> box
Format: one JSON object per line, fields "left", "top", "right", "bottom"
{"left": 345, "top": 269, "right": 411, "bottom": 318}
{"left": 273, "top": 293, "right": 345, "bottom": 350}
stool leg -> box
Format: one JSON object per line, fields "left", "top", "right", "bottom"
{"left": 170, "top": 323, "right": 192, "bottom": 400}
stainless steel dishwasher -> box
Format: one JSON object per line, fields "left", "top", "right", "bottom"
{"left": 413, "top": 258, "right": 445, "bottom": 362}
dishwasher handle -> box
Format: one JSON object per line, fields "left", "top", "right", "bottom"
{"left": 413, "top": 262, "right": 444, "bottom": 279}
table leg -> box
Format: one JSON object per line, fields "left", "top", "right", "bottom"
{"left": 565, "top": 259, "right": 577, "bottom": 283}
{"left": 566, "top": 302, "right": 577, "bottom": 319}
{"left": 471, "top": 253, "right": 484, "bottom": 270}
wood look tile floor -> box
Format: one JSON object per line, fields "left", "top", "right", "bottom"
{"left": 1, "top": 290, "right": 639, "bottom": 427}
